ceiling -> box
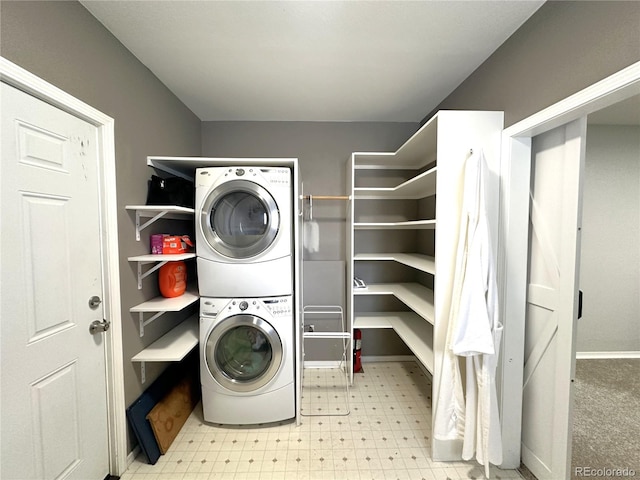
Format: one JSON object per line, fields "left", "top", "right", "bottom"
{"left": 80, "top": 0, "right": 545, "bottom": 122}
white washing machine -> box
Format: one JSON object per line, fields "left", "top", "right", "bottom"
{"left": 195, "top": 166, "right": 293, "bottom": 298}
{"left": 199, "top": 295, "right": 295, "bottom": 425}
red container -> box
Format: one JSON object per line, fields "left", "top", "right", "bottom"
{"left": 158, "top": 261, "right": 187, "bottom": 298}
{"left": 353, "top": 328, "right": 362, "bottom": 373}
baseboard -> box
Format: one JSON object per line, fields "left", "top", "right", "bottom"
{"left": 126, "top": 445, "right": 141, "bottom": 467}
{"left": 576, "top": 351, "right": 640, "bottom": 360}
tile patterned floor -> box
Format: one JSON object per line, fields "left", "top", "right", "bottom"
{"left": 121, "top": 362, "right": 523, "bottom": 480}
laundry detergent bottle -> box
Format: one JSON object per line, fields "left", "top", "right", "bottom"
{"left": 159, "top": 261, "right": 187, "bottom": 298}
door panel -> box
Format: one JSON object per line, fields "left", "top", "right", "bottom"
{"left": 1, "top": 83, "right": 109, "bottom": 480}
{"left": 521, "top": 119, "right": 586, "bottom": 479}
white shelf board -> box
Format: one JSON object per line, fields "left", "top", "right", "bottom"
{"left": 354, "top": 219, "right": 436, "bottom": 230}
{"left": 125, "top": 205, "right": 195, "bottom": 217}
{"left": 353, "top": 312, "right": 434, "bottom": 374}
{"left": 127, "top": 253, "right": 196, "bottom": 289}
{"left": 125, "top": 205, "right": 194, "bottom": 241}
{"left": 354, "top": 283, "right": 434, "bottom": 325}
{"left": 352, "top": 114, "right": 438, "bottom": 169}
{"left": 131, "top": 315, "right": 198, "bottom": 362}
{"left": 391, "top": 313, "right": 434, "bottom": 374}
{"left": 127, "top": 253, "right": 196, "bottom": 263}
{"left": 354, "top": 253, "right": 435, "bottom": 275}
{"left": 354, "top": 166, "right": 437, "bottom": 199}
{"left": 130, "top": 290, "right": 199, "bottom": 313}
{"left": 353, "top": 313, "right": 393, "bottom": 329}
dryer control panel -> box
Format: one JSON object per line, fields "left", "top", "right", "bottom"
{"left": 260, "top": 167, "right": 290, "bottom": 186}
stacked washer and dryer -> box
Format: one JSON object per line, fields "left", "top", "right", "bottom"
{"left": 195, "top": 165, "right": 296, "bottom": 425}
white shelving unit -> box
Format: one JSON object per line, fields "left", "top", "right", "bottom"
{"left": 346, "top": 110, "right": 504, "bottom": 461}
{"left": 347, "top": 114, "right": 440, "bottom": 380}
{"left": 126, "top": 204, "right": 198, "bottom": 383}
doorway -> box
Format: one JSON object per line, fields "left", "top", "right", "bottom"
{"left": 570, "top": 96, "right": 640, "bottom": 478}
{"left": 0, "top": 58, "right": 126, "bottom": 476}
{"left": 497, "top": 61, "right": 640, "bottom": 477}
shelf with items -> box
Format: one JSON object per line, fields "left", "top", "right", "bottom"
{"left": 125, "top": 205, "right": 195, "bottom": 241}
{"left": 127, "top": 253, "right": 196, "bottom": 289}
{"left": 131, "top": 314, "right": 198, "bottom": 383}
{"left": 130, "top": 289, "right": 199, "bottom": 337}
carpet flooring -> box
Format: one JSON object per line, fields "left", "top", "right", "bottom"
{"left": 570, "top": 359, "right": 640, "bottom": 479}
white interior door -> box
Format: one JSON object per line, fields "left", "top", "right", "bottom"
{"left": 521, "top": 118, "right": 586, "bottom": 479}
{"left": 1, "top": 82, "right": 109, "bottom": 479}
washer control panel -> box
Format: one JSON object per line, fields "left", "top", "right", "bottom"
{"left": 200, "top": 296, "right": 292, "bottom": 318}
{"left": 262, "top": 296, "right": 293, "bottom": 317}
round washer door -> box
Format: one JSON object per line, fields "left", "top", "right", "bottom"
{"left": 200, "top": 180, "right": 279, "bottom": 259}
{"left": 204, "top": 314, "right": 283, "bottom": 392}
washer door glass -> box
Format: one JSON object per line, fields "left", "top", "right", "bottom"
{"left": 202, "top": 180, "right": 279, "bottom": 259}
{"left": 205, "top": 314, "right": 283, "bottom": 392}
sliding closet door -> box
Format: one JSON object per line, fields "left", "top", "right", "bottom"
{"left": 521, "top": 118, "right": 586, "bottom": 480}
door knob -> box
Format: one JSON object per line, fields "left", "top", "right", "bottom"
{"left": 89, "top": 319, "right": 110, "bottom": 335}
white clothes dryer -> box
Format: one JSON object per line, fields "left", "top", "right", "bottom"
{"left": 199, "top": 295, "right": 295, "bottom": 425}
{"left": 195, "top": 166, "right": 293, "bottom": 298}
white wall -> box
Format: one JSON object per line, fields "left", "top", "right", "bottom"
{"left": 578, "top": 125, "right": 640, "bottom": 353}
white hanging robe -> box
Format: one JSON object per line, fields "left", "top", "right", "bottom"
{"left": 434, "top": 150, "right": 503, "bottom": 478}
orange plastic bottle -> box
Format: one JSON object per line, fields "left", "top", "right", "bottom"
{"left": 159, "top": 261, "right": 187, "bottom": 298}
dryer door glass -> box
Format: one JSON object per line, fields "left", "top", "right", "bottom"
{"left": 202, "top": 180, "right": 279, "bottom": 259}
{"left": 205, "top": 314, "right": 283, "bottom": 392}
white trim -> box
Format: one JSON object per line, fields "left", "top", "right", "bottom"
{"left": 0, "top": 57, "right": 126, "bottom": 476}
{"left": 503, "top": 61, "right": 640, "bottom": 138}
{"left": 127, "top": 445, "right": 141, "bottom": 467}
{"left": 498, "top": 60, "right": 640, "bottom": 469}
{"left": 576, "top": 351, "right": 640, "bottom": 360}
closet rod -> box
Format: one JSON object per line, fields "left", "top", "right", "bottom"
{"left": 300, "top": 195, "right": 351, "bottom": 200}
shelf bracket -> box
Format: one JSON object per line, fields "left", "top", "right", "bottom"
{"left": 138, "top": 311, "right": 165, "bottom": 337}
{"left": 136, "top": 260, "right": 169, "bottom": 289}
{"left": 135, "top": 210, "right": 169, "bottom": 241}
{"left": 140, "top": 361, "right": 146, "bottom": 384}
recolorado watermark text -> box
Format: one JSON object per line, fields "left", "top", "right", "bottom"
{"left": 575, "top": 467, "right": 636, "bottom": 477}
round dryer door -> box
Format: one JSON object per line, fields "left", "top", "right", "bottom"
{"left": 204, "top": 314, "right": 283, "bottom": 392}
{"left": 201, "top": 180, "right": 279, "bottom": 259}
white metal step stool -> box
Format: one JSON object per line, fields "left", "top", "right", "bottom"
{"left": 301, "top": 305, "right": 351, "bottom": 417}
